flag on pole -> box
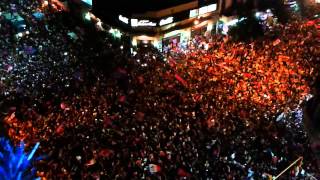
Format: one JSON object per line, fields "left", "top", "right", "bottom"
{"left": 149, "top": 164, "right": 161, "bottom": 174}
{"left": 175, "top": 74, "right": 188, "bottom": 87}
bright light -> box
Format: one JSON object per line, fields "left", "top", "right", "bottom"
{"left": 131, "top": 19, "right": 157, "bottom": 27}
{"left": 207, "top": 24, "right": 213, "bottom": 32}
{"left": 159, "top": 17, "right": 173, "bottom": 26}
{"left": 255, "top": 12, "right": 261, "bottom": 18}
{"left": 153, "top": 40, "right": 159, "bottom": 47}
{"left": 84, "top": 12, "right": 91, "bottom": 21}
{"left": 120, "top": 45, "right": 123, "bottom": 49}
{"left": 25, "top": 31, "right": 30, "bottom": 35}
{"left": 199, "top": 6, "right": 208, "bottom": 15}
{"left": 109, "top": 28, "right": 122, "bottom": 38}
{"left": 131, "top": 19, "right": 138, "bottom": 27}
{"left": 164, "top": 30, "right": 181, "bottom": 38}
{"left": 17, "top": 33, "right": 23, "bottom": 37}
{"left": 189, "top": 9, "right": 198, "bottom": 18}
{"left": 119, "top": 15, "right": 129, "bottom": 24}
{"left": 114, "top": 31, "right": 122, "bottom": 38}
{"left": 207, "top": 4, "right": 217, "bottom": 12}
{"left": 132, "top": 39, "right": 137, "bottom": 46}
{"left": 194, "top": 20, "right": 199, "bottom": 25}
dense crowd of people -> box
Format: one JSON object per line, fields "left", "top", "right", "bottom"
{"left": 1, "top": 0, "right": 320, "bottom": 179}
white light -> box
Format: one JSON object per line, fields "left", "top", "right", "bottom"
{"left": 131, "top": 19, "right": 156, "bottom": 27}
{"left": 96, "top": 21, "right": 102, "bottom": 26}
{"left": 189, "top": 9, "right": 198, "bottom": 18}
{"left": 131, "top": 19, "right": 138, "bottom": 27}
{"left": 255, "top": 12, "right": 261, "bottom": 18}
{"left": 199, "top": 6, "right": 208, "bottom": 15}
{"left": 132, "top": 40, "right": 137, "bottom": 46}
{"left": 17, "top": 32, "right": 23, "bottom": 37}
{"left": 84, "top": 12, "right": 91, "bottom": 21}
{"left": 26, "top": 31, "right": 30, "bottom": 35}
{"left": 119, "top": 15, "right": 129, "bottom": 24}
{"left": 207, "top": 4, "right": 217, "bottom": 12}
{"left": 120, "top": 45, "right": 123, "bottom": 49}
{"left": 159, "top": 17, "right": 173, "bottom": 26}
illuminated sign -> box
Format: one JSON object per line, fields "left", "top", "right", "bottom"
{"left": 159, "top": 17, "right": 173, "bottom": 26}
{"left": 199, "top": 6, "right": 208, "bottom": 15}
{"left": 189, "top": 9, "right": 198, "bottom": 18}
{"left": 195, "top": 3, "right": 217, "bottom": 16}
{"left": 119, "top": 15, "right": 129, "bottom": 24}
{"left": 207, "top": 4, "right": 217, "bottom": 12}
{"left": 131, "top": 19, "right": 157, "bottom": 27}
{"left": 131, "top": 19, "right": 138, "bottom": 26}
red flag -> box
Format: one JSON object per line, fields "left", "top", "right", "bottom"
{"left": 149, "top": 164, "right": 161, "bottom": 173}
{"left": 273, "top": 39, "right": 281, "bottom": 46}
{"left": 56, "top": 124, "right": 64, "bottom": 135}
{"left": 99, "top": 148, "right": 113, "bottom": 158}
{"left": 86, "top": 159, "right": 96, "bottom": 166}
{"left": 278, "top": 55, "right": 290, "bottom": 61}
{"left": 192, "top": 94, "right": 203, "bottom": 102}
{"left": 306, "top": 20, "right": 315, "bottom": 26}
{"left": 118, "top": 95, "right": 126, "bottom": 103}
{"left": 243, "top": 73, "right": 252, "bottom": 78}
{"left": 168, "top": 58, "right": 177, "bottom": 67}
{"left": 175, "top": 74, "right": 188, "bottom": 87}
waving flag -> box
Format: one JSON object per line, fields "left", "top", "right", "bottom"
{"left": 175, "top": 74, "right": 188, "bottom": 87}
{"left": 149, "top": 164, "right": 161, "bottom": 174}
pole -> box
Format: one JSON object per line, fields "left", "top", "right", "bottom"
{"left": 273, "top": 156, "right": 303, "bottom": 180}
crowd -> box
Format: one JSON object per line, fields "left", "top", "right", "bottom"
{"left": 1, "top": 0, "right": 320, "bottom": 179}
